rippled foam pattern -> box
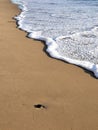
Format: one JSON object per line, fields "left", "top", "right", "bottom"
{"left": 11, "top": 0, "right": 98, "bottom": 78}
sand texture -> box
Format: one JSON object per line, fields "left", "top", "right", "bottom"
{"left": 0, "top": 0, "right": 98, "bottom": 130}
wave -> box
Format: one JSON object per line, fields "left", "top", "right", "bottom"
{"left": 11, "top": 0, "right": 98, "bottom": 78}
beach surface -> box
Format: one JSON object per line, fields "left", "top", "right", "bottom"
{"left": 0, "top": 0, "right": 98, "bottom": 130}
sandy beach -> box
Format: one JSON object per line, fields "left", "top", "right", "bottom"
{"left": 0, "top": 0, "right": 98, "bottom": 130}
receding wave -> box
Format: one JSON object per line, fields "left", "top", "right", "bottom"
{"left": 11, "top": 0, "right": 98, "bottom": 78}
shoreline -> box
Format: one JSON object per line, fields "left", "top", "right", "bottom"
{"left": 0, "top": 0, "right": 98, "bottom": 130}
{"left": 12, "top": 0, "right": 98, "bottom": 78}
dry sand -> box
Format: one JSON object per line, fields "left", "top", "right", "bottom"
{"left": 0, "top": 0, "right": 98, "bottom": 130}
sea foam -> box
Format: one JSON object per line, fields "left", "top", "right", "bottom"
{"left": 11, "top": 0, "right": 98, "bottom": 78}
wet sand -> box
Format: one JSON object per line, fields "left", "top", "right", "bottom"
{"left": 0, "top": 0, "right": 98, "bottom": 130}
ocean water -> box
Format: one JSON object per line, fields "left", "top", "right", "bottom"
{"left": 11, "top": 0, "right": 98, "bottom": 78}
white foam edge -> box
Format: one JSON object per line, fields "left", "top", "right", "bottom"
{"left": 10, "top": 0, "right": 98, "bottom": 78}
{"left": 29, "top": 32, "right": 98, "bottom": 78}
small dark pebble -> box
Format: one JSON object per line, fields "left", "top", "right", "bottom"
{"left": 34, "top": 104, "right": 46, "bottom": 109}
